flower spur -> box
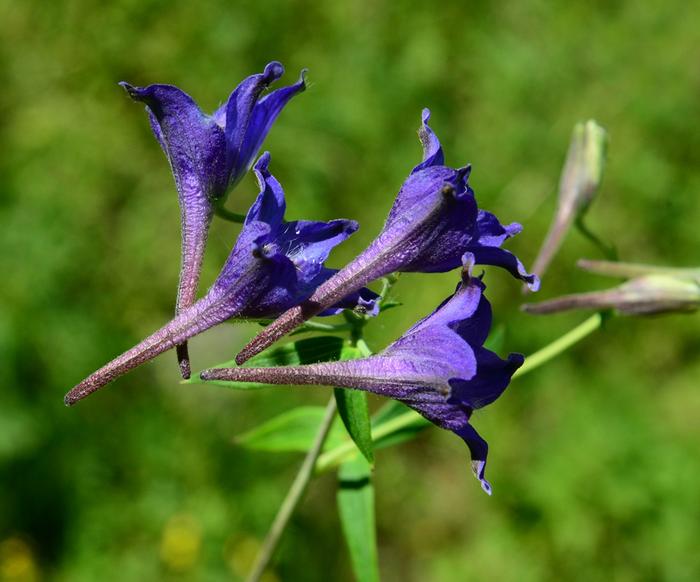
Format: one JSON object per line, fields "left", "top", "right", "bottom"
{"left": 64, "top": 153, "right": 377, "bottom": 406}
{"left": 235, "top": 109, "right": 538, "bottom": 364}
{"left": 202, "top": 254, "right": 523, "bottom": 494}
{"left": 121, "top": 61, "right": 306, "bottom": 377}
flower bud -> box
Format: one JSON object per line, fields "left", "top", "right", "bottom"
{"left": 523, "top": 271, "right": 700, "bottom": 316}
{"left": 528, "top": 120, "right": 607, "bottom": 287}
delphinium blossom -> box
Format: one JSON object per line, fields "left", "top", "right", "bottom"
{"left": 121, "top": 61, "right": 306, "bottom": 377}
{"left": 202, "top": 254, "right": 523, "bottom": 494}
{"left": 64, "top": 154, "right": 377, "bottom": 406}
{"left": 235, "top": 109, "right": 538, "bottom": 364}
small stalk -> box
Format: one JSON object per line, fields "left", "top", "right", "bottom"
{"left": 245, "top": 397, "right": 337, "bottom": 582}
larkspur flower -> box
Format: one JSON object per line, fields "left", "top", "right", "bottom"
{"left": 235, "top": 109, "right": 538, "bottom": 364}
{"left": 202, "top": 254, "right": 523, "bottom": 494}
{"left": 121, "top": 61, "right": 306, "bottom": 377}
{"left": 64, "top": 154, "right": 377, "bottom": 406}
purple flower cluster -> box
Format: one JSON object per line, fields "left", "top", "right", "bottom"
{"left": 66, "top": 63, "right": 538, "bottom": 491}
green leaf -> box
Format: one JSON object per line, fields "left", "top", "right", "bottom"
{"left": 315, "top": 405, "right": 431, "bottom": 473}
{"left": 246, "top": 335, "right": 345, "bottom": 366}
{"left": 335, "top": 389, "right": 374, "bottom": 464}
{"left": 192, "top": 336, "right": 345, "bottom": 389}
{"left": 334, "top": 344, "right": 374, "bottom": 464}
{"left": 337, "top": 456, "right": 380, "bottom": 582}
{"left": 371, "top": 401, "right": 431, "bottom": 450}
{"left": 236, "top": 406, "right": 345, "bottom": 453}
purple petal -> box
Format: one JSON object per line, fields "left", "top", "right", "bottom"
{"left": 120, "top": 82, "right": 229, "bottom": 201}
{"left": 278, "top": 219, "right": 358, "bottom": 281}
{"left": 449, "top": 349, "right": 523, "bottom": 410}
{"left": 412, "top": 108, "right": 445, "bottom": 173}
{"left": 467, "top": 246, "right": 540, "bottom": 291}
{"left": 237, "top": 69, "right": 307, "bottom": 173}
{"left": 454, "top": 422, "right": 493, "bottom": 495}
{"left": 476, "top": 210, "right": 523, "bottom": 247}
{"left": 222, "top": 63, "right": 306, "bottom": 184}
{"left": 246, "top": 152, "right": 286, "bottom": 230}
{"left": 222, "top": 61, "right": 284, "bottom": 134}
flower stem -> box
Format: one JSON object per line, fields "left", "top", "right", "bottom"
{"left": 513, "top": 312, "right": 603, "bottom": 378}
{"left": 315, "top": 312, "right": 605, "bottom": 472}
{"left": 290, "top": 321, "right": 355, "bottom": 336}
{"left": 214, "top": 204, "right": 247, "bottom": 223}
{"left": 575, "top": 216, "right": 617, "bottom": 261}
{"left": 245, "top": 396, "right": 337, "bottom": 582}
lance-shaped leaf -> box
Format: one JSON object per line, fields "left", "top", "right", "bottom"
{"left": 202, "top": 254, "right": 524, "bottom": 494}
{"left": 236, "top": 109, "right": 537, "bottom": 364}
{"left": 121, "top": 62, "right": 306, "bottom": 377}
{"left": 337, "top": 456, "right": 380, "bottom": 582}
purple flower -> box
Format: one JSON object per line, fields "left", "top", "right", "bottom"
{"left": 202, "top": 254, "right": 523, "bottom": 494}
{"left": 235, "top": 109, "right": 538, "bottom": 364}
{"left": 64, "top": 154, "right": 376, "bottom": 406}
{"left": 121, "top": 61, "right": 306, "bottom": 377}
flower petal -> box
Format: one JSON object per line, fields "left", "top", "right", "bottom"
{"left": 120, "top": 82, "right": 229, "bottom": 201}
{"left": 454, "top": 422, "right": 493, "bottom": 495}
{"left": 412, "top": 108, "right": 445, "bottom": 173}
{"left": 222, "top": 63, "right": 306, "bottom": 184}
{"left": 476, "top": 210, "right": 523, "bottom": 247}
{"left": 246, "top": 152, "right": 286, "bottom": 230}
{"left": 237, "top": 69, "right": 307, "bottom": 173}
{"left": 449, "top": 349, "right": 523, "bottom": 410}
{"left": 278, "top": 219, "right": 359, "bottom": 281}
{"left": 467, "top": 245, "right": 540, "bottom": 291}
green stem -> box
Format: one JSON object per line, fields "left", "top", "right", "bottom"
{"left": 291, "top": 321, "right": 355, "bottom": 336}
{"left": 355, "top": 337, "right": 372, "bottom": 357}
{"left": 214, "top": 204, "right": 247, "bottom": 223}
{"left": 576, "top": 216, "right": 617, "bottom": 261}
{"left": 316, "top": 312, "right": 605, "bottom": 473}
{"left": 245, "top": 396, "right": 337, "bottom": 582}
{"left": 513, "top": 312, "right": 603, "bottom": 378}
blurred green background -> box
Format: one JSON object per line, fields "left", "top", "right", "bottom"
{"left": 2, "top": 0, "right": 700, "bottom": 580}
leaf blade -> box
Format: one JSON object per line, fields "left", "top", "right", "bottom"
{"left": 236, "top": 406, "right": 345, "bottom": 453}
{"left": 337, "top": 456, "right": 380, "bottom": 582}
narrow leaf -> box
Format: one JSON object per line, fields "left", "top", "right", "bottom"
{"left": 334, "top": 344, "right": 374, "bottom": 464}
{"left": 337, "top": 456, "right": 380, "bottom": 582}
{"left": 236, "top": 406, "right": 345, "bottom": 453}
{"left": 335, "top": 389, "right": 374, "bottom": 464}
{"left": 371, "top": 401, "right": 431, "bottom": 450}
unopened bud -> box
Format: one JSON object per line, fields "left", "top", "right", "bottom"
{"left": 527, "top": 120, "right": 608, "bottom": 288}
{"left": 559, "top": 120, "right": 607, "bottom": 217}
{"left": 523, "top": 273, "right": 700, "bottom": 316}
{"left": 612, "top": 275, "right": 700, "bottom": 315}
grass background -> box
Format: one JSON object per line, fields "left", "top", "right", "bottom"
{"left": 1, "top": 0, "right": 699, "bottom": 580}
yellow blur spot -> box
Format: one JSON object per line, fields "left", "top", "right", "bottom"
{"left": 159, "top": 514, "right": 201, "bottom": 573}
{"left": 224, "top": 535, "right": 278, "bottom": 582}
{"left": 0, "top": 537, "right": 38, "bottom": 582}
